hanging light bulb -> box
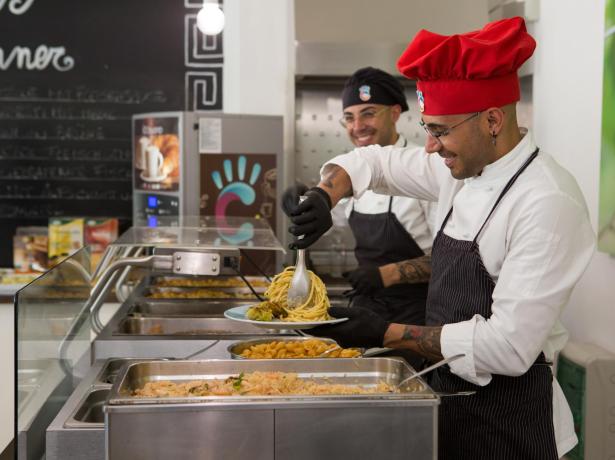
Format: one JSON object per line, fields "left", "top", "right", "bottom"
{"left": 197, "top": 2, "right": 225, "bottom": 35}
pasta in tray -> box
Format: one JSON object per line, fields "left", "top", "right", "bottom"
{"left": 133, "top": 371, "right": 397, "bottom": 397}
{"left": 246, "top": 267, "right": 330, "bottom": 322}
{"left": 238, "top": 339, "right": 361, "bottom": 359}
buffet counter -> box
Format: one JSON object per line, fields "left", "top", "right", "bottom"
{"left": 15, "top": 218, "right": 439, "bottom": 459}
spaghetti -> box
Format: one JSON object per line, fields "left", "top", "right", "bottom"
{"left": 247, "top": 267, "right": 331, "bottom": 322}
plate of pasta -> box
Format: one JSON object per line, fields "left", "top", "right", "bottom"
{"left": 224, "top": 305, "right": 348, "bottom": 330}
{"left": 223, "top": 267, "right": 348, "bottom": 330}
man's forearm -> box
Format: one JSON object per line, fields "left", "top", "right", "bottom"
{"left": 384, "top": 323, "right": 443, "bottom": 362}
{"left": 379, "top": 255, "right": 432, "bottom": 287}
{"left": 318, "top": 164, "right": 353, "bottom": 207}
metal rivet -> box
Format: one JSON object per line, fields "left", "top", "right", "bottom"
{"left": 176, "top": 255, "right": 181, "bottom": 260}
{"left": 212, "top": 256, "right": 218, "bottom": 262}
{"left": 175, "top": 267, "right": 181, "bottom": 271}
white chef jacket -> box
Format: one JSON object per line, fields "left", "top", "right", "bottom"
{"left": 322, "top": 130, "right": 595, "bottom": 458}
{"left": 331, "top": 134, "right": 437, "bottom": 254}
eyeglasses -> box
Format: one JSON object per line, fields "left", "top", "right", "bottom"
{"left": 419, "top": 112, "right": 481, "bottom": 141}
{"left": 339, "top": 106, "right": 391, "bottom": 128}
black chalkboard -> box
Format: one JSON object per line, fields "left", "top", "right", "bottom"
{"left": 0, "top": 0, "right": 223, "bottom": 266}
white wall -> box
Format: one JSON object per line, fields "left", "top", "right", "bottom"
{"left": 295, "top": 0, "right": 488, "bottom": 42}
{"left": 533, "top": 0, "right": 615, "bottom": 354}
{"left": 223, "top": 0, "right": 296, "bottom": 225}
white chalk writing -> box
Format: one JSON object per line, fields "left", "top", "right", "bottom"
{"left": 0, "top": 0, "right": 36, "bottom": 15}
{"left": 0, "top": 45, "right": 74, "bottom": 71}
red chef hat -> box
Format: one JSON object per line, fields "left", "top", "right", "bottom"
{"left": 397, "top": 17, "right": 536, "bottom": 115}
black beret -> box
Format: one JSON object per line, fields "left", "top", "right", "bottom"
{"left": 342, "top": 67, "right": 409, "bottom": 112}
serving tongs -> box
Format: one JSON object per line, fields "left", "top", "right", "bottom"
{"left": 287, "top": 195, "right": 311, "bottom": 309}
{"left": 396, "top": 353, "right": 465, "bottom": 390}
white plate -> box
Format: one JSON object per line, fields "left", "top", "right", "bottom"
{"left": 140, "top": 170, "right": 168, "bottom": 183}
{"left": 224, "top": 305, "right": 348, "bottom": 330}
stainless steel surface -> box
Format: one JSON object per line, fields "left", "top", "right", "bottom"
{"left": 128, "top": 300, "right": 237, "bottom": 317}
{"left": 46, "top": 359, "right": 120, "bottom": 460}
{"left": 89, "top": 253, "right": 173, "bottom": 333}
{"left": 93, "top": 290, "right": 296, "bottom": 361}
{"left": 114, "top": 317, "right": 281, "bottom": 336}
{"left": 397, "top": 354, "right": 465, "bottom": 390}
{"left": 66, "top": 389, "right": 108, "bottom": 425}
{"left": 287, "top": 196, "right": 311, "bottom": 308}
{"left": 105, "top": 358, "right": 438, "bottom": 460}
{"left": 171, "top": 250, "right": 225, "bottom": 275}
{"left": 96, "top": 358, "right": 138, "bottom": 385}
{"left": 227, "top": 337, "right": 339, "bottom": 359}
{"left": 114, "top": 246, "right": 145, "bottom": 303}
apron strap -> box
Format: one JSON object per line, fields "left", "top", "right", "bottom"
{"left": 473, "top": 148, "right": 539, "bottom": 243}
{"left": 387, "top": 196, "right": 393, "bottom": 213}
{"left": 438, "top": 206, "right": 454, "bottom": 233}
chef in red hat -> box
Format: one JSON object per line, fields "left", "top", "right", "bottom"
{"left": 289, "top": 17, "right": 595, "bottom": 459}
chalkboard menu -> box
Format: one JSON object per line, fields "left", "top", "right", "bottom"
{"left": 0, "top": 0, "right": 223, "bottom": 266}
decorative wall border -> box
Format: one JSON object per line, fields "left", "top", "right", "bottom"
{"left": 185, "top": 69, "right": 223, "bottom": 110}
{"left": 183, "top": 1, "right": 223, "bottom": 110}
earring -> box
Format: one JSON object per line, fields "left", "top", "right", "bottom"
{"left": 491, "top": 132, "right": 497, "bottom": 146}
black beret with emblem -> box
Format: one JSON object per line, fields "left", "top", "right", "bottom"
{"left": 342, "top": 66, "right": 409, "bottom": 112}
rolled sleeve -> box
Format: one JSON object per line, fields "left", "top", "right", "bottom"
{"left": 322, "top": 145, "right": 444, "bottom": 202}
{"left": 441, "top": 316, "right": 492, "bottom": 386}
{"left": 322, "top": 152, "right": 373, "bottom": 200}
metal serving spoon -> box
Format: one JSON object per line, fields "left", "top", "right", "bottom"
{"left": 396, "top": 353, "right": 465, "bottom": 390}
{"left": 287, "top": 195, "right": 311, "bottom": 309}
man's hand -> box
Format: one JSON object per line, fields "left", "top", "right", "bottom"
{"left": 288, "top": 187, "right": 332, "bottom": 249}
{"left": 343, "top": 267, "right": 384, "bottom": 294}
{"left": 309, "top": 306, "right": 389, "bottom": 349}
{"left": 281, "top": 183, "right": 308, "bottom": 217}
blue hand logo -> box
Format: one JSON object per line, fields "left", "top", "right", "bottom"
{"left": 211, "top": 155, "right": 261, "bottom": 245}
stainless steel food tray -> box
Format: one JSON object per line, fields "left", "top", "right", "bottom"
{"left": 105, "top": 359, "right": 438, "bottom": 460}
{"left": 127, "top": 300, "right": 241, "bottom": 317}
{"left": 143, "top": 286, "right": 261, "bottom": 300}
{"left": 108, "top": 358, "right": 435, "bottom": 404}
{"left": 152, "top": 275, "right": 270, "bottom": 289}
{"left": 228, "top": 337, "right": 358, "bottom": 359}
{"left": 113, "top": 317, "right": 282, "bottom": 336}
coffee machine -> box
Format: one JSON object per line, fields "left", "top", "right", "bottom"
{"left": 131, "top": 112, "right": 284, "bottom": 272}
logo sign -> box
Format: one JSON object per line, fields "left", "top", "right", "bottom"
{"left": 416, "top": 90, "right": 425, "bottom": 113}
{"left": 358, "top": 85, "right": 371, "bottom": 102}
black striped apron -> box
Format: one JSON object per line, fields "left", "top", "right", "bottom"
{"left": 426, "top": 148, "right": 559, "bottom": 460}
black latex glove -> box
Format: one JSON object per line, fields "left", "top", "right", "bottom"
{"left": 288, "top": 187, "right": 332, "bottom": 250}
{"left": 309, "top": 306, "right": 389, "bottom": 349}
{"left": 281, "top": 183, "right": 308, "bottom": 217}
{"left": 343, "top": 266, "right": 383, "bottom": 295}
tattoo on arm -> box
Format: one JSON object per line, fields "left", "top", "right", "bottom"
{"left": 322, "top": 167, "right": 339, "bottom": 189}
{"left": 385, "top": 325, "right": 443, "bottom": 362}
{"left": 396, "top": 255, "right": 431, "bottom": 284}
{"left": 319, "top": 165, "right": 353, "bottom": 199}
